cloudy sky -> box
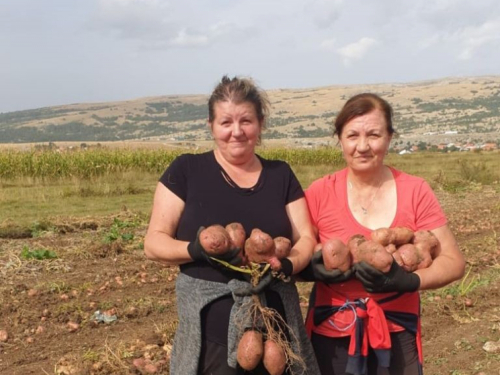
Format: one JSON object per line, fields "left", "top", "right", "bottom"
{"left": 1, "top": 0, "right": 500, "bottom": 113}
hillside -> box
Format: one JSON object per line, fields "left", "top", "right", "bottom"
{"left": 1, "top": 76, "right": 500, "bottom": 146}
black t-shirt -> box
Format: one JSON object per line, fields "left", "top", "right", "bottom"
{"left": 159, "top": 151, "right": 304, "bottom": 344}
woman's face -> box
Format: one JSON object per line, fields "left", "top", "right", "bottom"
{"left": 339, "top": 109, "right": 392, "bottom": 173}
{"left": 210, "top": 101, "right": 262, "bottom": 164}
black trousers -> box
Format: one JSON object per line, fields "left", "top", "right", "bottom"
{"left": 311, "top": 330, "right": 421, "bottom": 375}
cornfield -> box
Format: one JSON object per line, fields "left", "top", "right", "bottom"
{"left": 0, "top": 148, "right": 344, "bottom": 179}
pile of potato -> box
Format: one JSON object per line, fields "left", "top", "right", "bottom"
{"left": 237, "top": 330, "right": 286, "bottom": 375}
{"left": 320, "top": 227, "right": 440, "bottom": 273}
{"left": 199, "top": 223, "right": 292, "bottom": 374}
{"left": 199, "top": 223, "right": 292, "bottom": 270}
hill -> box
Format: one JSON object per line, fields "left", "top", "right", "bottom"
{"left": 1, "top": 76, "right": 500, "bottom": 147}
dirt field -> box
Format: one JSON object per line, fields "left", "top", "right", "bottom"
{"left": 1, "top": 187, "right": 499, "bottom": 375}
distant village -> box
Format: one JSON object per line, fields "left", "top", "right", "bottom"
{"left": 392, "top": 130, "right": 498, "bottom": 154}
{"left": 394, "top": 141, "right": 498, "bottom": 155}
{"left": 26, "top": 129, "right": 500, "bottom": 154}
{"left": 289, "top": 129, "right": 499, "bottom": 154}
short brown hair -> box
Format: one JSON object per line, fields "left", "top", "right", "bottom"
{"left": 208, "top": 75, "right": 270, "bottom": 129}
{"left": 334, "top": 93, "right": 395, "bottom": 137}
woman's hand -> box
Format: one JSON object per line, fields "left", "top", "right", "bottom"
{"left": 354, "top": 261, "right": 420, "bottom": 293}
{"left": 299, "top": 251, "right": 354, "bottom": 283}
{"left": 187, "top": 227, "right": 243, "bottom": 266}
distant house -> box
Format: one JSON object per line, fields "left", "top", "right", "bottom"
{"left": 461, "top": 143, "right": 476, "bottom": 151}
{"left": 482, "top": 142, "right": 498, "bottom": 151}
{"left": 437, "top": 143, "right": 447, "bottom": 150}
{"left": 411, "top": 145, "right": 419, "bottom": 152}
{"left": 399, "top": 149, "right": 412, "bottom": 155}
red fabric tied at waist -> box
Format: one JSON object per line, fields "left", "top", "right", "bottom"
{"left": 347, "top": 298, "right": 391, "bottom": 374}
{"left": 354, "top": 298, "right": 391, "bottom": 352}
{"left": 308, "top": 298, "right": 392, "bottom": 375}
{"left": 305, "top": 284, "right": 424, "bottom": 375}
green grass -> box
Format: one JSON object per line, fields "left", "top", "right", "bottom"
{"left": 0, "top": 171, "right": 157, "bottom": 227}
{"left": 0, "top": 149, "right": 498, "bottom": 229}
{"left": 431, "top": 266, "right": 491, "bottom": 298}
{"left": 385, "top": 151, "right": 500, "bottom": 188}
{"left": 20, "top": 245, "right": 58, "bottom": 260}
{"left": 0, "top": 147, "right": 344, "bottom": 179}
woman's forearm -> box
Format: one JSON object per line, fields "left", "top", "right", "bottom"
{"left": 144, "top": 230, "right": 192, "bottom": 266}
{"left": 415, "top": 252, "right": 465, "bottom": 290}
{"left": 288, "top": 235, "right": 316, "bottom": 274}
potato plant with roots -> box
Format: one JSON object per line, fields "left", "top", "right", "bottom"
{"left": 205, "top": 224, "right": 304, "bottom": 375}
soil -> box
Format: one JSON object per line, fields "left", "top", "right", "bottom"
{"left": 1, "top": 188, "right": 499, "bottom": 375}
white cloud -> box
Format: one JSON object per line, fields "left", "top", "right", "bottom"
{"left": 418, "top": 0, "right": 500, "bottom": 30}
{"left": 3, "top": 0, "right": 500, "bottom": 113}
{"left": 337, "top": 37, "right": 379, "bottom": 65}
{"left": 421, "top": 16, "right": 500, "bottom": 60}
{"left": 91, "top": 0, "right": 254, "bottom": 49}
{"left": 455, "top": 18, "right": 500, "bottom": 60}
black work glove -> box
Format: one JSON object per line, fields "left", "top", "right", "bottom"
{"left": 234, "top": 266, "right": 275, "bottom": 297}
{"left": 354, "top": 261, "right": 420, "bottom": 293}
{"left": 236, "top": 258, "right": 292, "bottom": 297}
{"left": 187, "top": 227, "right": 242, "bottom": 266}
{"left": 298, "top": 251, "right": 354, "bottom": 283}
{"left": 278, "top": 257, "right": 294, "bottom": 278}
{"left": 250, "top": 270, "right": 275, "bottom": 294}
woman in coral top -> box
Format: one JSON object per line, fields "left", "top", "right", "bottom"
{"left": 302, "top": 93, "right": 465, "bottom": 375}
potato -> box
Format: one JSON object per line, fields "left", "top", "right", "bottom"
{"left": 245, "top": 229, "right": 276, "bottom": 263}
{"left": 393, "top": 242, "right": 433, "bottom": 271}
{"left": 392, "top": 250, "right": 404, "bottom": 268}
{"left": 237, "top": 330, "right": 264, "bottom": 371}
{"left": 385, "top": 243, "right": 397, "bottom": 254}
{"left": 394, "top": 244, "right": 419, "bottom": 272}
{"left": 225, "top": 222, "right": 247, "bottom": 265}
{"left": 262, "top": 339, "right": 287, "bottom": 375}
{"left": 267, "top": 256, "right": 283, "bottom": 272}
{"left": 413, "top": 230, "right": 439, "bottom": 258}
{"left": 371, "top": 228, "right": 394, "bottom": 246}
{"left": 392, "top": 227, "right": 414, "bottom": 246}
{"left": 225, "top": 222, "right": 246, "bottom": 250}
{"left": 347, "top": 235, "right": 366, "bottom": 257}
{"left": 274, "top": 237, "right": 292, "bottom": 259}
{"left": 267, "top": 237, "right": 292, "bottom": 272}
{"left": 199, "top": 225, "right": 231, "bottom": 256}
{"left": 415, "top": 243, "right": 433, "bottom": 270}
{"left": 322, "top": 238, "right": 351, "bottom": 272}
{"left": 372, "top": 227, "right": 413, "bottom": 246}
{"left": 0, "top": 330, "right": 8, "bottom": 343}
{"left": 352, "top": 240, "right": 393, "bottom": 273}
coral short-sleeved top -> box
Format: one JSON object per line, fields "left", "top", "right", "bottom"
{"left": 305, "top": 167, "right": 447, "bottom": 337}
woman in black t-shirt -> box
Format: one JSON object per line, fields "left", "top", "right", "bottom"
{"left": 144, "top": 76, "right": 319, "bottom": 375}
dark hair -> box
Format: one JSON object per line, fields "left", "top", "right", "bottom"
{"left": 334, "top": 93, "right": 395, "bottom": 137}
{"left": 208, "top": 75, "right": 270, "bottom": 129}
